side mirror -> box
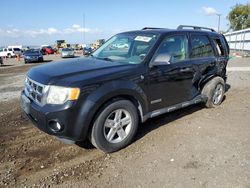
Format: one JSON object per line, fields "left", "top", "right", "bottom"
{"left": 150, "top": 54, "right": 171, "bottom": 67}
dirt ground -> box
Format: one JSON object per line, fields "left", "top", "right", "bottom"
{"left": 0, "top": 56, "right": 250, "bottom": 187}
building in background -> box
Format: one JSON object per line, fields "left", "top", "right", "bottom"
{"left": 224, "top": 28, "right": 250, "bottom": 53}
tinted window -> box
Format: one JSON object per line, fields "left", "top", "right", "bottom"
{"left": 190, "top": 35, "right": 214, "bottom": 58}
{"left": 213, "top": 38, "right": 225, "bottom": 56}
{"left": 153, "top": 35, "right": 188, "bottom": 63}
{"left": 8, "top": 48, "right": 12, "bottom": 51}
{"left": 13, "top": 48, "right": 21, "bottom": 51}
{"left": 0, "top": 49, "right": 3, "bottom": 52}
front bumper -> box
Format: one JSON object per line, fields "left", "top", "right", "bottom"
{"left": 61, "top": 54, "right": 74, "bottom": 58}
{"left": 20, "top": 91, "right": 94, "bottom": 142}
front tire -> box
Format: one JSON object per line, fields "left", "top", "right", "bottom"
{"left": 90, "top": 100, "right": 139, "bottom": 153}
{"left": 202, "top": 77, "right": 225, "bottom": 108}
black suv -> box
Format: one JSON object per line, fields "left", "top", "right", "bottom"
{"left": 21, "top": 25, "right": 229, "bottom": 153}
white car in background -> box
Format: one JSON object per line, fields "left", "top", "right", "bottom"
{"left": 112, "top": 43, "right": 129, "bottom": 49}
{"left": 0, "top": 47, "right": 22, "bottom": 58}
{"left": 61, "top": 48, "right": 75, "bottom": 58}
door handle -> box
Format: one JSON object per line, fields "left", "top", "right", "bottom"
{"left": 180, "top": 67, "right": 191, "bottom": 72}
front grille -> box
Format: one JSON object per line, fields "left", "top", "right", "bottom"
{"left": 25, "top": 77, "right": 46, "bottom": 106}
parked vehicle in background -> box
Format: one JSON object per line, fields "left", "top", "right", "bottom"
{"left": 21, "top": 25, "right": 229, "bottom": 153}
{"left": 0, "top": 47, "right": 22, "bottom": 58}
{"left": 0, "top": 57, "right": 3, "bottom": 66}
{"left": 54, "top": 40, "right": 70, "bottom": 53}
{"left": 91, "top": 39, "right": 105, "bottom": 50}
{"left": 112, "top": 43, "right": 129, "bottom": 49}
{"left": 41, "top": 46, "right": 55, "bottom": 55}
{"left": 23, "top": 49, "right": 43, "bottom": 63}
{"left": 82, "top": 47, "right": 93, "bottom": 56}
{"left": 61, "top": 48, "right": 75, "bottom": 58}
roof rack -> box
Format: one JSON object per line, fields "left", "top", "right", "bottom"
{"left": 142, "top": 27, "right": 166, "bottom": 30}
{"left": 177, "top": 25, "right": 216, "bottom": 32}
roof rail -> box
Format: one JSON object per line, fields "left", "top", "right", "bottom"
{"left": 177, "top": 25, "right": 216, "bottom": 32}
{"left": 142, "top": 27, "right": 166, "bottom": 30}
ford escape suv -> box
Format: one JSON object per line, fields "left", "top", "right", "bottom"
{"left": 21, "top": 25, "right": 229, "bottom": 153}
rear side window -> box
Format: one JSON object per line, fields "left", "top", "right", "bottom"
{"left": 190, "top": 35, "right": 214, "bottom": 58}
{"left": 213, "top": 38, "right": 225, "bottom": 56}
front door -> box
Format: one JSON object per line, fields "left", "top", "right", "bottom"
{"left": 147, "top": 34, "right": 197, "bottom": 111}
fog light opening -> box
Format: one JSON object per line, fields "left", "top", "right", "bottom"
{"left": 48, "top": 120, "right": 63, "bottom": 132}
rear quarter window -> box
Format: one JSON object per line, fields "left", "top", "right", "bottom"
{"left": 190, "top": 35, "right": 214, "bottom": 58}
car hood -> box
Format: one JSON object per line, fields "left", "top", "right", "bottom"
{"left": 27, "top": 57, "right": 137, "bottom": 86}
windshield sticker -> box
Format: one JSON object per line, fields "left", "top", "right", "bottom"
{"left": 134, "top": 36, "right": 152, "bottom": 42}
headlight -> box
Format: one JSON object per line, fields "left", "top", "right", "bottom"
{"left": 47, "top": 86, "right": 80, "bottom": 104}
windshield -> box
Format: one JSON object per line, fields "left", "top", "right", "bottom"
{"left": 24, "top": 49, "right": 40, "bottom": 54}
{"left": 62, "top": 48, "right": 73, "bottom": 52}
{"left": 92, "top": 33, "right": 158, "bottom": 64}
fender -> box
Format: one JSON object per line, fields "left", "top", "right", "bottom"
{"left": 75, "top": 80, "right": 148, "bottom": 141}
{"left": 198, "top": 74, "right": 217, "bottom": 90}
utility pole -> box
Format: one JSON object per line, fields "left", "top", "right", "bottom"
{"left": 216, "top": 13, "right": 221, "bottom": 33}
{"left": 83, "top": 13, "right": 86, "bottom": 45}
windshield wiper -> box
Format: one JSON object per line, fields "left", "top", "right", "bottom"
{"left": 90, "top": 55, "right": 113, "bottom": 62}
{"left": 96, "top": 57, "right": 113, "bottom": 62}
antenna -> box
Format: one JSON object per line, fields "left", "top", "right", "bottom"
{"left": 83, "top": 13, "right": 86, "bottom": 44}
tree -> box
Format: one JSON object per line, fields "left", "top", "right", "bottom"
{"left": 227, "top": 4, "right": 250, "bottom": 31}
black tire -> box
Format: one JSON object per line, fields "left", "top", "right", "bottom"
{"left": 202, "top": 77, "right": 225, "bottom": 108}
{"left": 90, "top": 100, "right": 138, "bottom": 153}
{"left": 7, "top": 53, "right": 11, "bottom": 58}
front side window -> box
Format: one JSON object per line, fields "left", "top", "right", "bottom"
{"left": 92, "top": 33, "right": 158, "bottom": 64}
{"left": 153, "top": 35, "right": 188, "bottom": 64}
{"left": 190, "top": 35, "right": 214, "bottom": 58}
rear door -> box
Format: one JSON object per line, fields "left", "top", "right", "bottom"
{"left": 188, "top": 33, "right": 217, "bottom": 89}
{"left": 147, "top": 34, "right": 197, "bottom": 111}
{"left": 210, "top": 36, "right": 229, "bottom": 78}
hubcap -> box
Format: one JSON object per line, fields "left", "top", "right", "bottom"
{"left": 103, "top": 109, "right": 132, "bottom": 143}
{"left": 212, "top": 84, "right": 224, "bottom": 105}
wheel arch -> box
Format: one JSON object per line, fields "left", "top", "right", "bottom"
{"left": 198, "top": 74, "right": 220, "bottom": 91}
{"left": 77, "top": 80, "right": 148, "bottom": 141}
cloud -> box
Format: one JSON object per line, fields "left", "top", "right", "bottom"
{"left": 202, "top": 6, "right": 218, "bottom": 15}
{"left": 72, "top": 24, "right": 80, "bottom": 29}
{"left": 0, "top": 24, "right": 95, "bottom": 38}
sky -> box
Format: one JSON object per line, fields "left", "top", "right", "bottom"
{"left": 0, "top": 0, "right": 249, "bottom": 46}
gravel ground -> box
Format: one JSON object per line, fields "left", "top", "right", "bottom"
{"left": 0, "top": 56, "right": 250, "bottom": 187}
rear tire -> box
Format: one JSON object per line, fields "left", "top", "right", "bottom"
{"left": 90, "top": 100, "right": 138, "bottom": 153}
{"left": 202, "top": 77, "right": 225, "bottom": 108}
